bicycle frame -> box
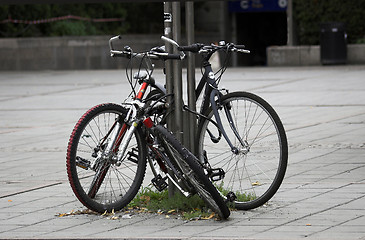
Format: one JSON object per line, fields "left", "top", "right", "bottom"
{"left": 198, "top": 61, "right": 248, "bottom": 154}
{"left": 152, "top": 56, "right": 248, "bottom": 155}
{"left": 106, "top": 41, "right": 248, "bottom": 172}
{"left": 99, "top": 72, "right": 191, "bottom": 196}
{"left": 109, "top": 35, "right": 248, "bottom": 156}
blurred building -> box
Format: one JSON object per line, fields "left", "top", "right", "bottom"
{"left": 196, "top": 0, "right": 288, "bottom": 66}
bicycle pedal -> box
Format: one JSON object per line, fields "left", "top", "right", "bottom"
{"left": 209, "top": 168, "right": 225, "bottom": 182}
{"left": 226, "top": 191, "right": 237, "bottom": 203}
{"left": 76, "top": 156, "right": 91, "bottom": 170}
{"left": 151, "top": 174, "right": 168, "bottom": 192}
{"left": 127, "top": 148, "right": 139, "bottom": 164}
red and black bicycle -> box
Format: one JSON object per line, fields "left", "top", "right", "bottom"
{"left": 66, "top": 35, "right": 287, "bottom": 219}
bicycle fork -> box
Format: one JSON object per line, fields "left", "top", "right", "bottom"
{"left": 110, "top": 80, "right": 150, "bottom": 166}
{"left": 210, "top": 87, "right": 249, "bottom": 155}
{"left": 114, "top": 120, "right": 139, "bottom": 166}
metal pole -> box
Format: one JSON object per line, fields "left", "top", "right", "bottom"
{"left": 172, "top": 2, "right": 183, "bottom": 143}
{"left": 287, "top": 0, "right": 294, "bottom": 46}
{"left": 163, "top": 1, "right": 177, "bottom": 198}
{"left": 231, "top": 12, "right": 238, "bottom": 67}
{"left": 185, "top": 1, "right": 197, "bottom": 155}
{"left": 164, "top": 2, "right": 174, "bottom": 129}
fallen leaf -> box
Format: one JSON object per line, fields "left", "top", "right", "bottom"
{"left": 8, "top": 200, "right": 12, "bottom": 202}
{"left": 167, "top": 209, "right": 176, "bottom": 214}
{"left": 56, "top": 209, "right": 99, "bottom": 217}
{"left": 251, "top": 181, "right": 261, "bottom": 186}
{"left": 201, "top": 213, "right": 215, "bottom": 220}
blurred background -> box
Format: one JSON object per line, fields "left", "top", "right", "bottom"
{"left": 0, "top": 0, "right": 364, "bottom": 69}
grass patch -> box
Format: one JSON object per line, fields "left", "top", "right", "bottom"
{"left": 128, "top": 187, "right": 216, "bottom": 220}
{"left": 215, "top": 182, "right": 257, "bottom": 208}
{"left": 127, "top": 184, "right": 257, "bottom": 220}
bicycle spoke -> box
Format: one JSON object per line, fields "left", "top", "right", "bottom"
{"left": 67, "top": 104, "right": 146, "bottom": 213}
{"left": 198, "top": 92, "right": 287, "bottom": 210}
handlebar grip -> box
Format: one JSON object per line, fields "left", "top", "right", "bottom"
{"left": 110, "top": 50, "right": 131, "bottom": 58}
{"left": 164, "top": 54, "right": 181, "bottom": 60}
{"left": 234, "top": 45, "right": 246, "bottom": 49}
{"left": 178, "top": 44, "right": 203, "bottom": 53}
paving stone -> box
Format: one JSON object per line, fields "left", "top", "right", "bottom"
{"left": 0, "top": 66, "right": 364, "bottom": 239}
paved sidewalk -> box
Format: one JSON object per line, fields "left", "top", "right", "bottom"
{"left": 0, "top": 65, "right": 364, "bottom": 239}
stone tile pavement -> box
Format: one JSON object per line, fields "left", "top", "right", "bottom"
{"left": 0, "top": 65, "right": 364, "bottom": 239}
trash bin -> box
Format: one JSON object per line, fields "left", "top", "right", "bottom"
{"left": 320, "top": 22, "right": 347, "bottom": 65}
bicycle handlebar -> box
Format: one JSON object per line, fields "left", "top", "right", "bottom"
{"left": 235, "top": 45, "right": 246, "bottom": 49}
{"left": 161, "top": 36, "right": 179, "bottom": 48}
{"left": 109, "top": 35, "right": 183, "bottom": 60}
{"left": 110, "top": 50, "right": 182, "bottom": 60}
{"left": 109, "top": 35, "right": 250, "bottom": 61}
{"left": 178, "top": 44, "right": 204, "bottom": 53}
{"left": 161, "top": 35, "right": 250, "bottom": 56}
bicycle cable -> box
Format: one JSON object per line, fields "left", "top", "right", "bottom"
{"left": 214, "top": 47, "right": 232, "bottom": 86}
{"left": 182, "top": 105, "right": 222, "bottom": 140}
{"left": 125, "top": 49, "right": 136, "bottom": 99}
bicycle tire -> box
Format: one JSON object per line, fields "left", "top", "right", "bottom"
{"left": 154, "top": 125, "right": 230, "bottom": 219}
{"left": 66, "top": 103, "right": 147, "bottom": 213}
{"left": 197, "top": 91, "right": 288, "bottom": 210}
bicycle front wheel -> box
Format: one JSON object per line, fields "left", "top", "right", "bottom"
{"left": 154, "top": 125, "right": 230, "bottom": 219}
{"left": 66, "top": 103, "right": 147, "bottom": 213}
{"left": 197, "top": 92, "right": 288, "bottom": 210}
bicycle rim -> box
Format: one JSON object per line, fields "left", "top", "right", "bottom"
{"left": 66, "top": 103, "right": 146, "bottom": 212}
{"left": 198, "top": 92, "right": 288, "bottom": 210}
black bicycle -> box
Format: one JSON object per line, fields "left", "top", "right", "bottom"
{"left": 128, "top": 35, "right": 288, "bottom": 210}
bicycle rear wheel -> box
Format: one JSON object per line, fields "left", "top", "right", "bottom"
{"left": 66, "top": 103, "right": 147, "bottom": 213}
{"left": 154, "top": 125, "right": 230, "bottom": 219}
{"left": 197, "top": 91, "right": 288, "bottom": 210}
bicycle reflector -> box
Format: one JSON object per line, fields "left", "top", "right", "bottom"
{"left": 143, "top": 117, "right": 154, "bottom": 129}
